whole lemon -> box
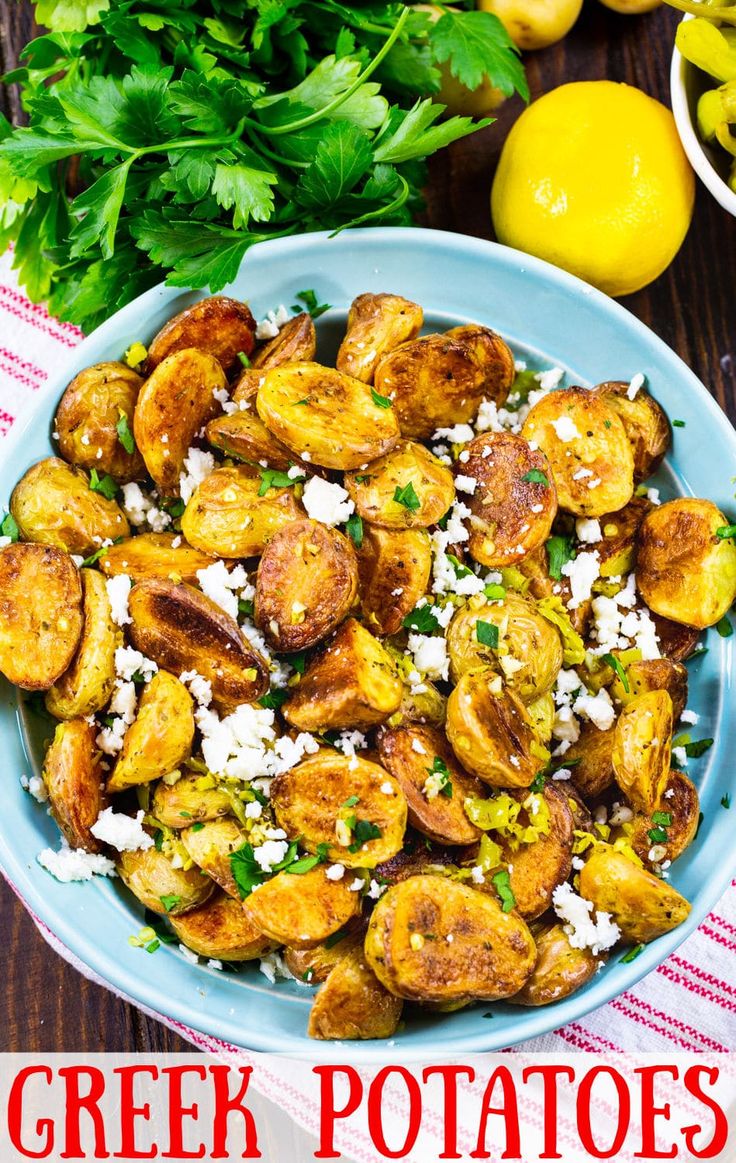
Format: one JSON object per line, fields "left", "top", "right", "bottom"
{"left": 491, "top": 81, "right": 695, "bottom": 297}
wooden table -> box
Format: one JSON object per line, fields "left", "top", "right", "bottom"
{"left": 1, "top": 0, "right": 734, "bottom": 1054}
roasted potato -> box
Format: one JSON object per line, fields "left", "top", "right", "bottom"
{"left": 521, "top": 388, "right": 635, "bottom": 517}
{"left": 152, "top": 772, "right": 233, "bottom": 829}
{"left": 55, "top": 362, "right": 146, "bottom": 482}
{"left": 628, "top": 769, "right": 700, "bottom": 865}
{"left": 336, "top": 293, "right": 423, "bottom": 384}
{"left": 345, "top": 441, "right": 455, "bottom": 530}
{"left": 181, "top": 465, "right": 303, "bottom": 558}
{"left": 283, "top": 618, "right": 403, "bottom": 732}
{"left": 376, "top": 723, "right": 486, "bottom": 846}
{"left": 527, "top": 691, "right": 555, "bottom": 743}
{"left": 651, "top": 613, "right": 702, "bottom": 663}
{"left": 564, "top": 724, "right": 616, "bottom": 799}
{"left": 205, "top": 411, "right": 296, "bottom": 472}
{"left": 42, "top": 719, "right": 108, "bottom": 852}
{"left": 98, "top": 532, "right": 215, "bottom": 585}
{"left": 593, "top": 381, "right": 670, "bottom": 483}
{"left": 145, "top": 296, "right": 256, "bottom": 375}
{"left": 108, "top": 670, "right": 195, "bottom": 793}
{"left": 365, "top": 875, "right": 536, "bottom": 1003}
{"left": 232, "top": 368, "right": 266, "bottom": 405}
{"left": 461, "top": 432, "right": 558, "bottom": 567}
{"left": 128, "top": 578, "right": 269, "bottom": 712}
{"left": 357, "top": 525, "right": 432, "bottom": 637}
{"left": 46, "top": 568, "right": 119, "bottom": 719}
{"left": 611, "top": 691, "right": 673, "bottom": 814}
{"left": 10, "top": 457, "right": 129, "bottom": 555}
{"left": 256, "top": 362, "right": 400, "bottom": 470}
{"left": 446, "top": 593, "right": 563, "bottom": 701}
{"left": 610, "top": 656, "right": 688, "bottom": 722}
{"left": 636, "top": 498, "right": 736, "bottom": 629}
{"left": 578, "top": 845, "right": 691, "bottom": 944}
{"left": 284, "top": 923, "right": 366, "bottom": 984}
{"left": 255, "top": 519, "right": 359, "bottom": 651}
{"left": 117, "top": 846, "right": 215, "bottom": 915}
{"left": 503, "top": 785, "right": 574, "bottom": 920}
{"left": 372, "top": 325, "right": 515, "bottom": 440}
{"left": 595, "top": 495, "right": 652, "bottom": 578}
{"left": 169, "top": 892, "right": 277, "bottom": 961}
{"left": 243, "top": 866, "right": 362, "bottom": 948}
{"left": 0, "top": 543, "right": 83, "bottom": 689}
{"left": 133, "top": 349, "right": 224, "bottom": 494}
{"left": 180, "top": 816, "right": 248, "bottom": 898}
{"left": 308, "top": 947, "right": 404, "bottom": 1040}
{"left": 373, "top": 835, "right": 456, "bottom": 885}
{"left": 271, "top": 752, "right": 407, "bottom": 868}
{"left": 446, "top": 668, "right": 546, "bottom": 788}
{"left": 397, "top": 679, "right": 448, "bottom": 727}
{"left": 509, "top": 922, "right": 599, "bottom": 1006}
{"left": 251, "top": 311, "right": 316, "bottom": 369}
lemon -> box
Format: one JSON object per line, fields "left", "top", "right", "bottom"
{"left": 491, "top": 81, "right": 695, "bottom": 297}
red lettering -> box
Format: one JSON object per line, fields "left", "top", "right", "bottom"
{"left": 210, "top": 1065, "right": 260, "bottom": 1160}
{"left": 423, "top": 1066, "right": 474, "bottom": 1160}
{"left": 471, "top": 1066, "right": 521, "bottom": 1160}
{"left": 114, "top": 1066, "right": 157, "bottom": 1159}
{"left": 577, "top": 1067, "right": 630, "bottom": 1159}
{"left": 368, "top": 1067, "right": 421, "bottom": 1159}
{"left": 635, "top": 1066, "right": 677, "bottom": 1159}
{"left": 314, "top": 1066, "right": 363, "bottom": 1159}
{"left": 522, "top": 1065, "right": 575, "bottom": 1159}
{"left": 161, "top": 1066, "right": 207, "bottom": 1159}
{"left": 682, "top": 1066, "right": 729, "bottom": 1159}
{"left": 7, "top": 1066, "right": 54, "bottom": 1159}
{"left": 59, "top": 1067, "right": 109, "bottom": 1160}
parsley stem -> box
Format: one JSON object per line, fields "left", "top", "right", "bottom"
{"left": 329, "top": 172, "right": 410, "bottom": 232}
{"left": 131, "top": 118, "right": 248, "bottom": 160}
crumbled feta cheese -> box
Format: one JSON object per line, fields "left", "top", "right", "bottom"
{"left": 646, "top": 488, "right": 661, "bottom": 505}
{"left": 196, "top": 559, "right": 249, "bottom": 621}
{"left": 551, "top": 416, "right": 581, "bottom": 442}
{"left": 38, "top": 840, "right": 116, "bottom": 883}
{"left": 115, "top": 646, "right": 157, "bottom": 684}
{"left": 575, "top": 518, "right": 602, "bottom": 544}
{"left": 572, "top": 467, "right": 593, "bottom": 481}
{"left": 287, "top": 464, "right": 306, "bottom": 480}
{"left": 120, "top": 482, "right": 153, "bottom": 526}
{"left": 552, "top": 882, "right": 620, "bottom": 954}
{"left": 179, "top": 448, "right": 216, "bottom": 505}
{"left": 627, "top": 372, "right": 645, "bottom": 400}
{"left": 536, "top": 366, "right": 565, "bottom": 392}
{"left": 672, "top": 746, "right": 688, "bottom": 768}
{"left": 179, "top": 669, "right": 213, "bottom": 708}
{"left": 91, "top": 808, "right": 154, "bottom": 852}
{"left": 609, "top": 802, "right": 634, "bottom": 826}
{"left": 106, "top": 575, "right": 132, "bottom": 627}
{"left": 252, "top": 839, "right": 289, "bottom": 873}
{"left": 471, "top": 866, "right": 485, "bottom": 885}
{"left": 455, "top": 475, "right": 478, "bottom": 494}
{"left": 475, "top": 400, "right": 504, "bottom": 433}
{"left": 349, "top": 877, "right": 365, "bottom": 893}
{"left": 367, "top": 879, "right": 386, "bottom": 900}
{"left": 573, "top": 687, "right": 615, "bottom": 731}
{"left": 381, "top": 782, "right": 395, "bottom": 795}
{"left": 22, "top": 774, "right": 48, "bottom": 803}
{"left": 255, "top": 304, "right": 291, "bottom": 341}
{"left": 411, "top": 738, "right": 427, "bottom": 755}
{"left": 680, "top": 709, "right": 699, "bottom": 725}
{"left": 108, "top": 681, "right": 137, "bottom": 724}
{"left": 302, "top": 477, "right": 354, "bottom": 527}
{"left": 407, "top": 633, "right": 449, "bottom": 681}
{"left": 433, "top": 423, "right": 474, "bottom": 444}
{"left": 179, "top": 943, "right": 200, "bottom": 966}
{"left": 259, "top": 951, "right": 293, "bottom": 983}
{"left": 96, "top": 718, "right": 128, "bottom": 756}
{"left": 561, "top": 551, "right": 600, "bottom": 608}
{"left": 326, "top": 864, "right": 345, "bottom": 881}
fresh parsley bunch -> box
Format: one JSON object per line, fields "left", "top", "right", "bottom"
{"left": 0, "top": 0, "right": 526, "bottom": 331}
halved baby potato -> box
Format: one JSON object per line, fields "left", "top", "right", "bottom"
{"left": 10, "top": 456, "right": 129, "bottom": 555}
{"left": 610, "top": 656, "right": 688, "bottom": 723}
{"left": 180, "top": 817, "right": 248, "bottom": 899}
{"left": 461, "top": 432, "right": 558, "bottom": 567}
{"left": 344, "top": 440, "right": 455, "bottom": 529}
{"left": 308, "top": 947, "right": 404, "bottom": 1040}
{"left": 564, "top": 723, "right": 616, "bottom": 799}
{"left": 256, "top": 362, "right": 400, "bottom": 470}
{"left": 145, "top": 295, "right": 256, "bottom": 375}
{"left": 117, "top": 846, "right": 215, "bottom": 916}
{"left": 284, "top": 923, "right": 366, "bottom": 984}
{"left": 99, "top": 532, "right": 215, "bottom": 585}
{"left": 357, "top": 525, "right": 432, "bottom": 637}
{"left": 364, "top": 875, "right": 536, "bottom": 1003}
{"left": 0, "top": 543, "right": 83, "bottom": 689}
{"left": 46, "top": 568, "right": 119, "bottom": 720}
{"left": 128, "top": 578, "right": 269, "bottom": 711}
{"left": 42, "top": 718, "right": 108, "bottom": 852}
{"left": 628, "top": 769, "right": 700, "bottom": 866}
{"left": 509, "top": 922, "right": 599, "bottom": 1007}
{"left": 372, "top": 325, "right": 515, "bottom": 440}
{"left": 133, "top": 349, "right": 224, "bottom": 494}
{"left": 108, "top": 670, "right": 195, "bottom": 793}
{"left": 593, "top": 380, "right": 670, "bottom": 483}
{"left": 243, "top": 866, "right": 362, "bottom": 948}
{"left": 397, "top": 679, "right": 448, "bottom": 728}
{"left": 271, "top": 752, "right": 407, "bottom": 868}
{"left": 446, "top": 668, "right": 546, "bottom": 788}
{"left": 181, "top": 465, "right": 303, "bottom": 559}
{"left": 169, "top": 892, "right": 277, "bottom": 961}
{"left": 255, "top": 519, "right": 359, "bottom": 652}
{"left": 578, "top": 845, "right": 690, "bottom": 944}
{"left": 282, "top": 618, "right": 403, "bottom": 732}
{"left": 376, "top": 723, "right": 486, "bottom": 846}
{"left": 521, "top": 387, "right": 635, "bottom": 517}
{"left": 205, "top": 411, "right": 296, "bottom": 472}
{"left": 650, "top": 612, "right": 702, "bottom": 664}
{"left": 373, "top": 835, "right": 456, "bottom": 886}
{"left": 55, "top": 362, "right": 146, "bottom": 483}
{"left": 152, "top": 772, "right": 233, "bottom": 830}
{"left": 336, "top": 293, "right": 423, "bottom": 384}
{"left": 611, "top": 690, "right": 673, "bottom": 814}
{"left": 251, "top": 311, "right": 316, "bottom": 369}
{"left": 502, "top": 784, "right": 574, "bottom": 920}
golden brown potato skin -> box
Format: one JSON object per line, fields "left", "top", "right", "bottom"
{"left": 0, "top": 543, "right": 83, "bottom": 690}
{"left": 461, "top": 432, "right": 558, "bottom": 567}
{"left": 373, "top": 837, "right": 456, "bottom": 886}
{"left": 251, "top": 312, "right": 316, "bottom": 369}
{"left": 636, "top": 498, "right": 736, "bottom": 629}
{"left": 42, "top": 719, "right": 108, "bottom": 852}
{"left": 522, "top": 387, "right": 635, "bottom": 517}
{"left": 337, "top": 293, "right": 423, "bottom": 384}
{"left": 650, "top": 613, "right": 702, "bottom": 663}
{"left": 578, "top": 846, "right": 690, "bottom": 944}
{"left": 99, "top": 533, "right": 215, "bottom": 585}
{"left": 596, "top": 495, "right": 652, "bottom": 578}
{"left": 128, "top": 578, "right": 269, "bottom": 712}
{"left": 446, "top": 669, "right": 544, "bottom": 788}
{"left": 117, "top": 846, "right": 215, "bottom": 915}
{"left": 256, "top": 362, "right": 400, "bottom": 470}
{"left": 284, "top": 923, "right": 366, "bottom": 984}
{"left": 180, "top": 817, "right": 248, "bottom": 898}
{"left": 152, "top": 773, "right": 233, "bottom": 829}
{"left": 55, "top": 362, "right": 146, "bottom": 482}
{"left": 593, "top": 381, "right": 670, "bottom": 483}
{"left": 373, "top": 325, "right": 515, "bottom": 440}
{"left": 357, "top": 526, "right": 431, "bottom": 638}
{"left": 170, "top": 892, "right": 277, "bottom": 961}
{"left": 271, "top": 752, "right": 407, "bottom": 868}
{"left": 629, "top": 769, "right": 700, "bottom": 866}
{"left": 243, "top": 866, "right": 362, "bottom": 948}
{"left": 283, "top": 618, "right": 403, "bottom": 732}
{"left": 345, "top": 441, "right": 455, "bottom": 529}
{"left": 10, "top": 457, "right": 129, "bottom": 555}
{"left": 509, "top": 922, "right": 599, "bottom": 1006}
{"left": 503, "top": 784, "right": 574, "bottom": 920}
{"left": 145, "top": 296, "right": 256, "bottom": 376}
{"left": 108, "top": 670, "right": 195, "bottom": 793}
{"left": 611, "top": 656, "right": 688, "bottom": 723}
{"left": 133, "top": 349, "right": 224, "bottom": 494}
{"left": 365, "top": 875, "right": 536, "bottom": 1003}
{"left": 46, "top": 568, "right": 120, "bottom": 719}
{"left": 612, "top": 691, "right": 672, "bottom": 814}
{"left": 564, "top": 724, "right": 616, "bottom": 799}
{"left": 205, "top": 411, "right": 296, "bottom": 472}
{"left": 181, "top": 465, "right": 303, "bottom": 558}
{"left": 255, "top": 519, "right": 359, "bottom": 651}
{"left": 308, "top": 947, "right": 404, "bottom": 1040}
{"left": 376, "top": 723, "right": 485, "bottom": 846}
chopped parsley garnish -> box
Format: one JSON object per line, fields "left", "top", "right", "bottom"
{"left": 476, "top": 620, "right": 499, "bottom": 648}
{"left": 602, "top": 652, "right": 629, "bottom": 693}
{"left": 116, "top": 411, "right": 135, "bottom": 455}
{"left": 716, "top": 616, "right": 733, "bottom": 638}
{"left": 81, "top": 544, "right": 112, "bottom": 567}
{"left": 672, "top": 419, "right": 686, "bottom": 427}
{"left": 647, "top": 826, "right": 669, "bottom": 845}
{"left": 289, "top": 650, "right": 308, "bottom": 675}
{"left": 258, "top": 468, "right": 297, "bottom": 495}
{"left": 161, "top": 496, "right": 186, "bottom": 518}
{"left": 402, "top": 605, "right": 440, "bottom": 633}
{"left": 621, "top": 944, "right": 645, "bottom": 963}
{"left": 230, "top": 840, "right": 300, "bottom": 898}
{"left": 238, "top": 597, "right": 254, "bottom": 618}
{"left": 143, "top": 910, "right": 178, "bottom": 945}
{"left": 530, "top": 770, "right": 547, "bottom": 793}
{"left": 716, "top": 525, "right": 736, "bottom": 541}
{"left": 89, "top": 468, "right": 119, "bottom": 500}
{"left": 345, "top": 512, "right": 364, "bottom": 548}
{"left": 651, "top": 811, "right": 672, "bottom": 827}
{"left": 483, "top": 583, "right": 506, "bottom": 601}
{"left": 447, "top": 553, "right": 473, "bottom": 578}
{"left": 160, "top": 894, "right": 181, "bottom": 913}
{"left": 285, "top": 843, "right": 331, "bottom": 875}
{"left": 237, "top": 351, "right": 251, "bottom": 368}
{"left": 353, "top": 474, "right": 372, "bottom": 485}
{"left": 683, "top": 738, "right": 714, "bottom": 758}
{"left": 491, "top": 870, "right": 516, "bottom": 913}
{"left": 721, "top": 794, "right": 731, "bottom": 809}
{"left": 546, "top": 534, "right": 575, "bottom": 581}
{"left": 426, "top": 756, "right": 452, "bottom": 798}
{"left": 687, "top": 646, "right": 708, "bottom": 661}
{"left": 292, "top": 290, "right": 331, "bottom": 320}
{"left": 190, "top": 822, "right": 205, "bottom": 833}
{"left": 348, "top": 819, "right": 383, "bottom": 853}
{"left": 370, "top": 387, "right": 393, "bottom": 409}
{"left": 343, "top": 796, "right": 360, "bottom": 809}
{"left": 0, "top": 512, "right": 20, "bottom": 542}
{"left": 393, "top": 481, "right": 421, "bottom": 511}
{"left": 259, "top": 688, "right": 289, "bottom": 711}
{"left": 521, "top": 469, "right": 549, "bottom": 486}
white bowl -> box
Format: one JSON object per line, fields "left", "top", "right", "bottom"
{"left": 670, "top": 12, "right": 736, "bottom": 216}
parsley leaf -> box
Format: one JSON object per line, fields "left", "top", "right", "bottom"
{"left": 716, "top": 525, "right": 736, "bottom": 541}
{"left": 621, "top": 944, "right": 645, "bottom": 964}
{"left": 116, "top": 411, "right": 135, "bottom": 455}
{"left": 348, "top": 819, "right": 382, "bottom": 853}
{"left": 258, "top": 468, "right": 296, "bottom": 496}
{"left": 345, "top": 512, "right": 363, "bottom": 548}
{"left": 429, "top": 10, "right": 528, "bottom": 100}
{"left": 370, "top": 387, "right": 393, "bottom": 409}
{"left": 476, "top": 620, "right": 499, "bottom": 648}
{"left": 716, "top": 616, "right": 733, "bottom": 638}
{"left": 521, "top": 469, "right": 549, "bottom": 486}
{"left": 546, "top": 535, "right": 575, "bottom": 581}
{"left": 682, "top": 738, "right": 714, "bottom": 759}
{"left": 426, "top": 755, "right": 452, "bottom": 799}
{"left": 160, "top": 894, "right": 181, "bottom": 913}
{"left": 296, "top": 121, "right": 373, "bottom": 209}
{"left": 721, "top": 794, "right": 731, "bottom": 809}
{"left": 230, "top": 843, "right": 265, "bottom": 899}
{"left": 602, "top": 652, "right": 629, "bottom": 693}
{"left": 672, "top": 419, "right": 686, "bottom": 428}
{"left": 402, "top": 605, "right": 440, "bottom": 633}
{"left": 291, "top": 289, "right": 331, "bottom": 319}
{"left": 212, "top": 161, "right": 279, "bottom": 229}
{"left": 0, "top": 513, "right": 20, "bottom": 543}
{"left": 89, "top": 468, "right": 119, "bottom": 499}
{"left": 394, "top": 481, "right": 421, "bottom": 511}
{"left": 491, "top": 869, "right": 516, "bottom": 913}
{"left": 258, "top": 688, "right": 289, "bottom": 711}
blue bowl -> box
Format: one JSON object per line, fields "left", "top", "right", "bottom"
{"left": 1, "top": 227, "right": 734, "bottom": 1061}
